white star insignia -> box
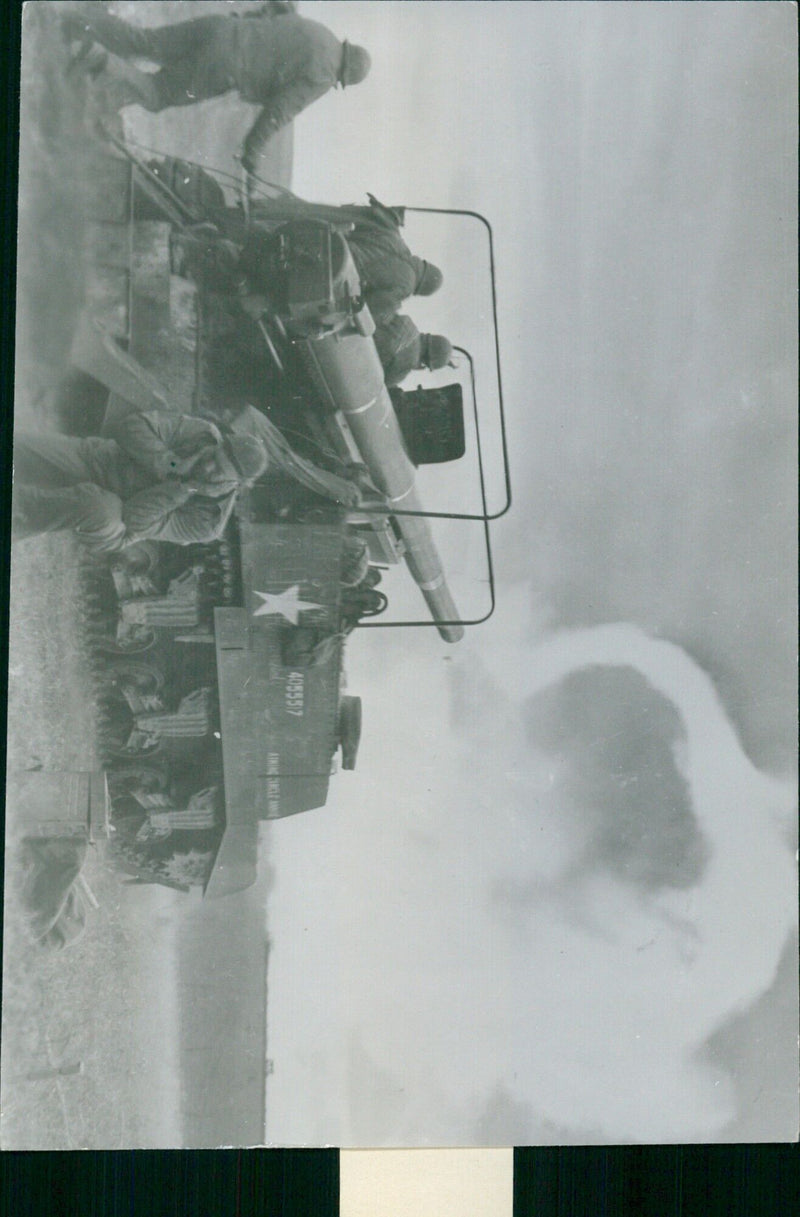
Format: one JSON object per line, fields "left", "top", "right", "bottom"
{"left": 252, "top": 586, "right": 323, "bottom": 625}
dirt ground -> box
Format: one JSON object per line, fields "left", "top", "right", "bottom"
{"left": 3, "top": 1, "right": 290, "bottom": 1149}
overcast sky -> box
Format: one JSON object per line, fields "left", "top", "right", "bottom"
{"left": 260, "top": 1, "right": 797, "bottom": 1146}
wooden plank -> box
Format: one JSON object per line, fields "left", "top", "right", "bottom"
{"left": 83, "top": 153, "right": 131, "bottom": 223}
{"left": 130, "top": 221, "right": 196, "bottom": 412}
{"left": 82, "top": 266, "right": 129, "bottom": 340}
{"left": 84, "top": 221, "right": 131, "bottom": 269}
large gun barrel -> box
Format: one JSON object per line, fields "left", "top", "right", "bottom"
{"left": 299, "top": 327, "right": 464, "bottom": 643}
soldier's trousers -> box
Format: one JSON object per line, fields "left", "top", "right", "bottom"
{"left": 12, "top": 432, "right": 131, "bottom": 552}
{"left": 68, "top": 12, "right": 236, "bottom": 109}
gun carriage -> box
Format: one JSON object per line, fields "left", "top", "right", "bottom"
{"left": 61, "top": 147, "right": 488, "bottom": 896}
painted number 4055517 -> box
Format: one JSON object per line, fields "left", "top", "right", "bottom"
{"left": 285, "top": 672, "right": 305, "bottom": 716}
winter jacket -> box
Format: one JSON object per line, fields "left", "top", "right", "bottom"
{"left": 108, "top": 411, "right": 225, "bottom": 483}
{"left": 246, "top": 195, "right": 424, "bottom": 322}
{"left": 108, "top": 411, "right": 240, "bottom": 544}
{"left": 14, "top": 415, "right": 240, "bottom": 549}
{"left": 372, "top": 315, "right": 424, "bottom": 386}
{"left": 72, "top": 9, "right": 344, "bottom": 166}
{"left": 235, "top": 16, "right": 345, "bottom": 166}
{"left": 120, "top": 480, "right": 238, "bottom": 546}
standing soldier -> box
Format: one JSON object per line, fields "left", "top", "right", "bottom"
{"left": 61, "top": 5, "right": 371, "bottom": 182}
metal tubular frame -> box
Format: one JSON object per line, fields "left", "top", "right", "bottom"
{"left": 352, "top": 345, "right": 496, "bottom": 630}
{"left": 405, "top": 206, "right": 512, "bottom": 521}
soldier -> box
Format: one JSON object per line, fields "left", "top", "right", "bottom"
{"left": 12, "top": 412, "right": 268, "bottom": 552}
{"left": 373, "top": 315, "right": 454, "bottom": 387}
{"left": 174, "top": 196, "right": 444, "bottom": 336}
{"left": 247, "top": 193, "right": 444, "bottom": 321}
{"left": 342, "top": 198, "right": 444, "bottom": 324}
{"left": 61, "top": 6, "right": 371, "bottom": 178}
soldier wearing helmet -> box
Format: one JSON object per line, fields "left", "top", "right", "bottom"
{"left": 175, "top": 192, "right": 445, "bottom": 335}
{"left": 240, "top": 193, "right": 443, "bottom": 320}
{"left": 13, "top": 411, "right": 268, "bottom": 552}
{"left": 61, "top": 6, "right": 371, "bottom": 178}
{"left": 339, "top": 203, "right": 444, "bottom": 325}
{"left": 373, "top": 315, "right": 454, "bottom": 388}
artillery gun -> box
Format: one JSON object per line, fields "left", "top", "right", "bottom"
{"left": 49, "top": 144, "right": 507, "bottom": 897}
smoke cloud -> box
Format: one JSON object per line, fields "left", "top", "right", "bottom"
{"left": 264, "top": 590, "right": 796, "bottom": 1144}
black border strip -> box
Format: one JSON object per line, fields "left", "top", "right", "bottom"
{"left": 1, "top": 1149, "right": 339, "bottom": 1217}
{"left": 514, "top": 1144, "right": 800, "bottom": 1217}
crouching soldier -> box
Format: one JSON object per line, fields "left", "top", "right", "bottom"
{"left": 12, "top": 411, "right": 268, "bottom": 553}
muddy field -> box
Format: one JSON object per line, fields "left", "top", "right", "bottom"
{"left": 4, "top": 1, "right": 289, "bottom": 1148}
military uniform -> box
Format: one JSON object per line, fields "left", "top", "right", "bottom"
{"left": 65, "top": 9, "right": 347, "bottom": 167}
{"left": 13, "top": 413, "right": 241, "bottom": 552}
{"left": 372, "top": 315, "right": 426, "bottom": 387}
{"left": 238, "top": 195, "right": 431, "bottom": 323}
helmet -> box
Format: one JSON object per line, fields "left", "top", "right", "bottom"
{"left": 414, "top": 260, "right": 444, "bottom": 296}
{"left": 222, "top": 434, "right": 269, "bottom": 482}
{"left": 340, "top": 42, "right": 372, "bottom": 87}
{"left": 420, "top": 334, "right": 453, "bottom": 371}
